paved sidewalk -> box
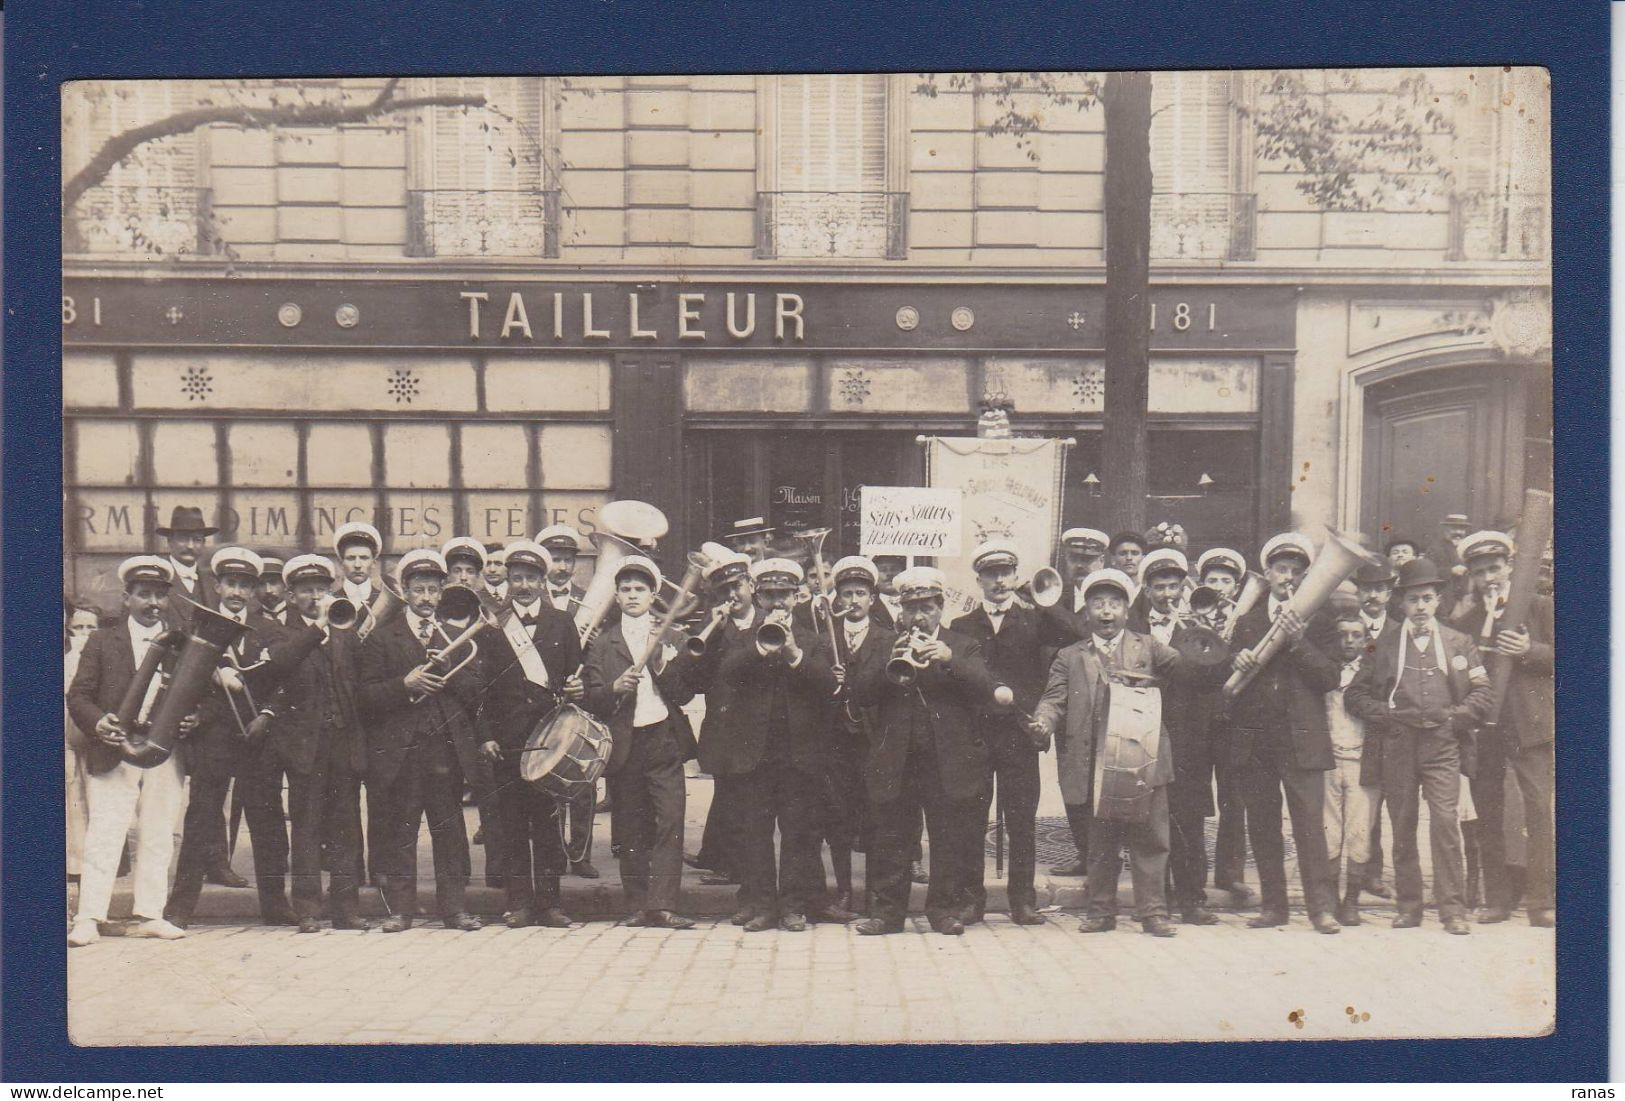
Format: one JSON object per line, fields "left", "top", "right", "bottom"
{"left": 68, "top": 914, "right": 1555, "bottom": 1046}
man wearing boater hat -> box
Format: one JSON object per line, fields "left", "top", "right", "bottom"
{"left": 164, "top": 546, "right": 289, "bottom": 927}
{"left": 1449, "top": 529, "right": 1555, "bottom": 927}
{"left": 582, "top": 554, "right": 699, "bottom": 929}
{"left": 850, "top": 566, "right": 997, "bottom": 936}
{"left": 155, "top": 505, "right": 218, "bottom": 629}
{"left": 723, "top": 516, "right": 775, "bottom": 564}
{"left": 1226, "top": 533, "right": 1343, "bottom": 934}
{"left": 705, "top": 557, "right": 845, "bottom": 932}
{"left": 478, "top": 539, "right": 587, "bottom": 927}
{"left": 358, "top": 548, "right": 486, "bottom": 932}
{"left": 67, "top": 556, "right": 197, "bottom": 946}
{"left": 1345, "top": 557, "right": 1493, "bottom": 933}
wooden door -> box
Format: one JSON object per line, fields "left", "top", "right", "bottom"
{"left": 1360, "top": 365, "right": 1523, "bottom": 546}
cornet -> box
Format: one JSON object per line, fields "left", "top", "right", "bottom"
{"left": 325, "top": 595, "right": 358, "bottom": 630}
{"left": 410, "top": 586, "right": 493, "bottom": 704}
{"left": 885, "top": 629, "right": 934, "bottom": 687}
{"left": 756, "top": 610, "right": 793, "bottom": 656}
{"left": 684, "top": 605, "right": 730, "bottom": 658}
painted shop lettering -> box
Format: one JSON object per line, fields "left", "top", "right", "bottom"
{"left": 459, "top": 290, "right": 804, "bottom": 343}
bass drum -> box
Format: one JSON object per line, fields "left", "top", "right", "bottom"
{"left": 520, "top": 703, "right": 614, "bottom": 801}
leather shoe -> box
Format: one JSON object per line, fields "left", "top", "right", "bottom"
{"left": 682, "top": 851, "right": 708, "bottom": 870}
{"left": 206, "top": 865, "right": 250, "bottom": 889}
{"left": 1181, "top": 907, "right": 1220, "bottom": 926}
{"left": 1392, "top": 910, "right": 1423, "bottom": 929}
{"left": 297, "top": 917, "right": 322, "bottom": 934}
{"left": 641, "top": 910, "right": 696, "bottom": 930}
{"left": 779, "top": 912, "right": 809, "bottom": 932}
{"left": 855, "top": 917, "right": 902, "bottom": 935}
{"left": 1142, "top": 916, "right": 1178, "bottom": 937}
{"left": 503, "top": 908, "right": 532, "bottom": 929}
{"left": 807, "top": 903, "right": 858, "bottom": 924}
{"left": 743, "top": 912, "right": 777, "bottom": 933}
{"left": 534, "top": 907, "right": 573, "bottom": 928}
{"left": 330, "top": 915, "right": 373, "bottom": 931}
{"left": 1310, "top": 911, "right": 1342, "bottom": 934}
{"left": 1248, "top": 910, "right": 1288, "bottom": 929}
{"left": 444, "top": 912, "right": 483, "bottom": 931}
{"left": 620, "top": 912, "right": 648, "bottom": 927}
{"left": 380, "top": 915, "right": 412, "bottom": 933}
{"left": 570, "top": 860, "right": 601, "bottom": 879}
{"left": 1050, "top": 857, "right": 1088, "bottom": 878}
{"left": 1476, "top": 905, "right": 1511, "bottom": 924}
{"left": 1363, "top": 880, "right": 1394, "bottom": 899}
{"left": 1009, "top": 904, "right": 1046, "bottom": 926}
{"left": 1527, "top": 908, "right": 1556, "bottom": 928}
{"left": 730, "top": 907, "right": 763, "bottom": 926}
{"left": 958, "top": 903, "right": 985, "bottom": 926}
{"left": 1078, "top": 915, "right": 1116, "bottom": 933}
{"left": 928, "top": 914, "right": 964, "bottom": 936}
{"left": 1443, "top": 915, "right": 1472, "bottom": 935}
{"left": 471, "top": 826, "right": 485, "bottom": 845}
{"left": 1335, "top": 902, "right": 1362, "bottom": 927}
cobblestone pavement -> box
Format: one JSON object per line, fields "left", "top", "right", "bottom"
{"left": 69, "top": 912, "right": 1554, "bottom": 1046}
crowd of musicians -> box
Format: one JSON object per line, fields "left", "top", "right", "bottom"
{"left": 65, "top": 502, "right": 1554, "bottom": 946}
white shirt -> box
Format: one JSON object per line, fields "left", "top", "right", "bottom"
{"left": 1091, "top": 633, "right": 1119, "bottom": 659}
{"left": 879, "top": 594, "right": 902, "bottom": 622}
{"left": 169, "top": 557, "right": 199, "bottom": 590}
{"left": 1408, "top": 617, "right": 1438, "bottom": 653}
{"left": 300, "top": 613, "right": 330, "bottom": 642}
{"left": 406, "top": 609, "right": 437, "bottom": 645}
{"left": 844, "top": 618, "right": 870, "bottom": 654}
{"left": 511, "top": 598, "right": 543, "bottom": 623}
{"left": 128, "top": 617, "right": 168, "bottom": 719}
{"left": 983, "top": 599, "right": 1013, "bottom": 633}
{"left": 1361, "top": 611, "right": 1388, "bottom": 638}
{"left": 1480, "top": 589, "right": 1507, "bottom": 637}
{"left": 548, "top": 586, "right": 573, "bottom": 612}
{"left": 1267, "top": 595, "right": 1288, "bottom": 620}
{"left": 1073, "top": 585, "right": 1089, "bottom": 615}
{"left": 1147, "top": 606, "right": 1176, "bottom": 645}
{"left": 486, "top": 581, "right": 509, "bottom": 603}
{"left": 1326, "top": 659, "right": 1365, "bottom": 759}
{"left": 617, "top": 614, "right": 671, "bottom": 728}
{"left": 731, "top": 605, "right": 757, "bottom": 631}
{"left": 343, "top": 578, "right": 374, "bottom": 607}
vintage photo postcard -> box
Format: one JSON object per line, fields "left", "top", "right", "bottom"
{"left": 59, "top": 67, "right": 1554, "bottom": 1046}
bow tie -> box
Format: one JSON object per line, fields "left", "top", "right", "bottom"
{"left": 519, "top": 614, "right": 538, "bottom": 627}
{"left": 1150, "top": 612, "right": 1174, "bottom": 626}
{"left": 417, "top": 619, "right": 434, "bottom": 641}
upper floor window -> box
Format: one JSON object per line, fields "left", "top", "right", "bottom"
{"left": 63, "top": 81, "right": 208, "bottom": 257}
{"left": 1149, "top": 72, "right": 1254, "bottom": 261}
{"left": 407, "top": 77, "right": 558, "bottom": 258}
{"left": 1448, "top": 67, "right": 1549, "bottom": 261}
{"left": 757, "top": 74, "right": 906, "bottom": 259}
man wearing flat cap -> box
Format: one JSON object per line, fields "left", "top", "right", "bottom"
{"left": 702, "top": 558, "right": 845, "bottom": 932}
{"left": 1448, "top": 530, "right": 1555, "bottom": 928}
{"left": 850, "top": 566, "right": 997, "bottom": 936}
{"left": 164, "top": 546, "right": 291, "bottom": 928}
{"left": 67, "top": 556, "right": 196, "bottom": 946}
{"left": 358, "top": 549, "right": 487, "bottom": 932}
{"left": 155, "top": 505, "right": 218, "bottom": 629}
{"left": 1226, "top": 533, "right": 1343, "bottom": 935}
{"left": 1345, "top": 558, "right": 1494, "bottom": 934}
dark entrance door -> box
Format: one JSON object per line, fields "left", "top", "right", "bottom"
{"left": 1359, "top": 364, "right": 1529, "bottom": 548}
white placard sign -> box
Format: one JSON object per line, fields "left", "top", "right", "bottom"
{"left": 859, "top": 486, "right": 963, "bottom": 557}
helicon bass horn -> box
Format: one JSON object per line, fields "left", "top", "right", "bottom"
{"left": 119, "top": 602, "right": 251, "bottom": 768}
{"left": 1221, "top": 531, "right": 1381, "bottom": 700}
{"left": 355, "top": 577, "right": 405, "bottom": 641}
{"left": 571, "top": 500, "right": 672, "bottom": 646}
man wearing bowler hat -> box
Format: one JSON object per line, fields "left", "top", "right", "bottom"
{"left": 155, "top": 505, "right": 218, "bottom": 629}
{"left": 1345, "top": 557, "right": 1493, "bottom": 933}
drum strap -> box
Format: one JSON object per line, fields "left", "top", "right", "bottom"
{"left": 501, "top": 614, "right": 551, "bottom": 687}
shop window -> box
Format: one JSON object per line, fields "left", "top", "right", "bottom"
{"left": 62, "top": 81, "right": 207, "bottom": 257}
{"left": 306, "top": 424, "right": 375, "bottom": 487}
{"left": 226, "top": 423, "right": 299, "bottom": 486}
{"left": 758, "top": 75, "right": 906, "bottom": 259}
{"left": 151, "top": 421, "right": 218, "bottom": 487}
{"left": 73, "top": 420, "right": 142, "bottom": 487}
{"left": 538, "top": 424, "right": 612, "bottom": 489}
{"left": 382, "top": 423, "right": 452, "bottom": 488}
{"left": 408, "top": 77, "right": 558, "bottom": 258}
{"left": 1147, "top": 429, "right": 1257, "bottom": 555}
{"left": 461, "top": 424, "right": 531, "bottom": 489}
{"left": 1447, "top": 67, "right": 1549, "bottom": 261}
{"left": 1149, "top": 72, "right": 1253, "bottom": 261}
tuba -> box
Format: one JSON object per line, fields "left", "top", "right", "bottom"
{"left": 1221, "top": 531, "right": 1381, "bottom": 699}
{"left": 119, "top": 602, "right": 250, "bottom": 768}
{"left": 572, "top": 500, "right": 671, "bottom": 646}
{"left": 1482, "top": 489, "right": 1553, "bottom": 729}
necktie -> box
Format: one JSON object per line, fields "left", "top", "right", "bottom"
{"left": 418, "top": 618, "right": 434, "bottom": 643}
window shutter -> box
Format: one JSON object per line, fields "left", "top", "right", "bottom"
{"left": 419, "top": 77, "right": 549, "bottom": 256}
{"left": 1150, "top": 72, "right": 1234, "bottom": 259}
{"left": 772, "top": 74, "right": 890, "bottom": 257}
{"left": 66, "top": 81, "right": 201, "bottom": 255}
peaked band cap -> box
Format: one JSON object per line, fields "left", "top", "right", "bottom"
{"left": 119, "top": 555, "right": 175, "bottom": 587}
{"left": 282, "top": 554, "right": 337, "bottom": 586}
{"left": 1195, "top": 548, "right": 1245, "bottom": 578}
{"left": 397, "top": 548, "right": 449, "bottom": 582}
{"left": 831, "top": 555, "right": 880, "bottom": 588}
{"left": 1061, "top": 527, "right": 1109, "bottom": 550}
{"left": 258, "top": 555, "right": 285, "bottom": 576}
{"left": 210, "top": 546, "right": 265, "bottom": 579}
{"left": 1081, "top": 567, "right": 1135, "bottom": 603}
{"left": 1138, "top": 548, "right": 1190, "bottom": 585}
{"left": 441, "top": 536, "right": 487, "bottom": 568}
{"left": 749, "top": 557, "right": 804, "bottom": 588}
{"left": 726, "top": 516, "right": 775, "bottom": 540}
{"left": 971, "top": 539, "right": 1021, "bottom": 573}
{"left": 334, "top": 521, "right": 383, "bottom": 557}
{"left": 534, "top": 524, "right": 586, "bottom": 552}
{"left": 501, "top": 539, "right": 553, "bottom": 574}
{"left": 613, "top": 554, "right": 662, "bottom": 590}
{"left": 894, "top": 566, "right": 948, "bottom": 602}
{"left": 1458, "top": 530, "right": 1515, "bottom": 563}
{"left": 1260, "top": 532, "right": 1316, "bottom": 571}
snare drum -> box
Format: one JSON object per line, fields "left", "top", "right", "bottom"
{"left": 519, "top": 703, "right": 614, "bottom": 801}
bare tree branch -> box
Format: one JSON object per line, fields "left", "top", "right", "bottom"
{"left": 64, "top": 84, "right": 487, "bottom": 213}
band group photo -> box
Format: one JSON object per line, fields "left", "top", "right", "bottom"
{"left": 65, "top": 478, "right": 1556, "bottom": 946}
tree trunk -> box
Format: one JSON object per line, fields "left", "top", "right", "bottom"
{"left": 1100, "top": 71, "right": 1153, "bottom": 536}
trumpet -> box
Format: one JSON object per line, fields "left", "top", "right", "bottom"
{"left": 684, "top": 605, "right": 729, "bottom": 658}
{"left": 885, "top": 629, "right": 934, "bottom": 687}
{"left": 756, "top": 610, "right": 793, "bottom": 656}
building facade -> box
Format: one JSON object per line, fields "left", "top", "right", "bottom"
{"left": 62, "top": 70, "right": 1552, "bottom": 606}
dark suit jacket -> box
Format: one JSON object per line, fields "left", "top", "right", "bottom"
{"left": 953, "top": 603, "right": 1052, "bottom": 717}
{"left": 581, "top": 619, "right": 697, "bottom": 774}
{"left": 357, "top": 612, "right": 485, "bottom": 788}
{"left": 835, "top": 620, "right": 896, "bottom": 739}
{"left": 1449, "top": 593, "right": 1554, "bottom": 748}
{"left": 67, "top": 620, "right": 159, "bottom": 776}
{"left": 1225, "top": 601, "right": 1341, "bottom": 772}
{"left": 1344, "top": 620, "right": 1495, "bottom": 786}
{"left": 164, "top": 566, "right": 217, "bottom": 629}
{"left": 186, "top": 607, "right": 288, "bottom": 780}
{"left": 703, "top": 623, "right": 838, "bottom": 776}
{"left": 479, "top": 603, "right": 584, "bottom": 753}
{"left": 850, "top": 625, "right": 997, "bottom": 804}
{"left": 262, "top": 623, "right": 361, "bottom": 776}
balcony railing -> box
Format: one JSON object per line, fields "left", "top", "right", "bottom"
{"left": 406, "top": 188, "right": 560, "bottom": 259}
{"left": 755, "top": 191, "right": 908, "bottom": 260}
{"left": 63, "top": 185, "right": 214, "bottom": 257}
{"left": 1149, "top": 191, "right": 1256, "bottom": 261}
{"left": 1446, "top": 191, "right": 1548, "bottom": 262}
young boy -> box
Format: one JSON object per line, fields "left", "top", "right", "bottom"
{"left": 1324, "top": 615, "right": 1379, "bottom": 925}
